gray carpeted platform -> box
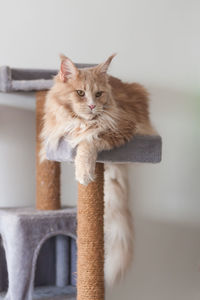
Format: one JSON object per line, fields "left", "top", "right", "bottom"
{"left": 47, "top": 135, "right": 162, "bottom": 163}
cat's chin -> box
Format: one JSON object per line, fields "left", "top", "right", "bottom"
{"left": 79, "top": 113, "right": 99, "bottom": 121}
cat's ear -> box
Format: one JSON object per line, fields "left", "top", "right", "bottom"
{"left": 59, "top": 54, "right": 79, "bottom": 81}
{"left": 96, "top": 53, "right": 116, "bottom": 74}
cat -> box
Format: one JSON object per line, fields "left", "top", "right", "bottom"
{"left": 40, "top": 54, "right": 155, "bottom": 285}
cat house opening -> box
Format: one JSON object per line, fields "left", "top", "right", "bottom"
{"left": 0, "top": 237, "right": 8, "bottom": 294}
{"left": 34, "top": 235, "right": 77, "bottom": 288}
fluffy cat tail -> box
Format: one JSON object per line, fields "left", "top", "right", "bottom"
{"left": 104, "top": 163, "right": 134, "bottom": 286}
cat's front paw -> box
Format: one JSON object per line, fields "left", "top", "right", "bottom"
{"left": 75, "top": 165, "right": 96, "bottom": 186}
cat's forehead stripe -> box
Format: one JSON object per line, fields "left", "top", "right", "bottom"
{"left": 85, "top": 83, "right": 90, "bottom": 91}
{"left": 80, "top": 74, "right": 98, "bottom": 92}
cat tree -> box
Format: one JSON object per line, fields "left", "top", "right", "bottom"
{"left": 0, "top": 65, "right": 162, "bottom": 300}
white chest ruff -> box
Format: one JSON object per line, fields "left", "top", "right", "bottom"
{"left": 64, "top": 114, "right": 117, "bottom": 148}
{"left": 64, "top": 118, "right": 100, "bottom": 148}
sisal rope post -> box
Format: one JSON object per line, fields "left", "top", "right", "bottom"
{"left": 77, "top": 162, "right": 105, "bottom": 300}
{"left": 36, "top": 91, "right": 61, "bottom": 210}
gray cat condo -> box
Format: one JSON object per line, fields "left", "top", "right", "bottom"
{"left": 0, "top": 65, "right": 162, "bottom": 300}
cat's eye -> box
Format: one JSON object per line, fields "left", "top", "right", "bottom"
{"left": 95, "top": 91, "right": 103, "bottom": 98}
{"left": 76, "top": 90, "right": 85, "bottom": 97}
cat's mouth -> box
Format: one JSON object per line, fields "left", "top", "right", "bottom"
{"left": 83, "top": 111, "right": 100, "bottom": 121}
{"left": 78, "top": 107, "right": 103, "bottom": 121}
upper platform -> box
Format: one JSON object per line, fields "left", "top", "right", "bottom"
{"left": 0, "top": 65, "right": 95, "bottom": 92}
{"left": 46, "top": 135, "right": 162, "bottom": 164}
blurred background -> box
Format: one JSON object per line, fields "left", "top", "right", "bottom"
{"left": 0, "top": 0, "right": 199, "bottom": 299}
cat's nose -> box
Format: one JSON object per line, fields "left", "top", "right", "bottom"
{"left": 88, "top": 104, "right": 96, "bottom": 110}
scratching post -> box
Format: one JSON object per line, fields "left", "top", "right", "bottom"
{"left": 77, "top": 163, "right": 104, "bottom": 300}
{"left": 36, "top": 91, "right": 61, "bottom": 210}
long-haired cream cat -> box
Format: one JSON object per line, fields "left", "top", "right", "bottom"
{"left": 41, "top": 54, "right": 154, "bottom": 285}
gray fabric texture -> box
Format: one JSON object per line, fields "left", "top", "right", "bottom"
{"left": 46, "top": 135, "right": 162, "bottom": 163}
{"left": 0, "top": 286, "right": 76, "bottom": 300}
{"left": 70, "top": 239, "right": 77, "bottom": 287}
{"left": 33, "top": 286, "right": 76, "bottom": 300}
{"left": 0, "top": 207, "right": 77, "bottom": 300}
{"left": 0, "top": 65, "right": 96, "bottom": 92}
{"left": 55, "top": 236, "right": 70, "bottom": 287}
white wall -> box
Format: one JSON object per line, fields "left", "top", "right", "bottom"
{"left": 0, "top": 0, "right": 200, "bottom": 299}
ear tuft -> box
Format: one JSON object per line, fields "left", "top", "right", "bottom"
{"left": 96, "top": 53, "right": 117, "bottom": 74}
{"left": 59, "top": 54, "right": 79, "bottom": 81}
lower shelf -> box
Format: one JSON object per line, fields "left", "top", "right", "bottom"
{"left": 0, "top": 285, "right": 76, "bottom": 300}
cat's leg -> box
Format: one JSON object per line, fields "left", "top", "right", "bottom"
{"left": 75, "top": 141, "right": 97, "bottom": 185}
{"left": 75, "top": 134, "right": 119, "bottom": 185}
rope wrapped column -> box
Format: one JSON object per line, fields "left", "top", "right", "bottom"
{"left": 77, "top": 163, "right": 105, "bottom": 300}
{"left": 36, "top": 91, "right": 61, "bottom": 210}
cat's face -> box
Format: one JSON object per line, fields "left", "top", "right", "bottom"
{"left": 65, "top": 70, "right": 111, "bottom": 120}
{"left": 59, "top": 54, "right": 115, "bottom": 120}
